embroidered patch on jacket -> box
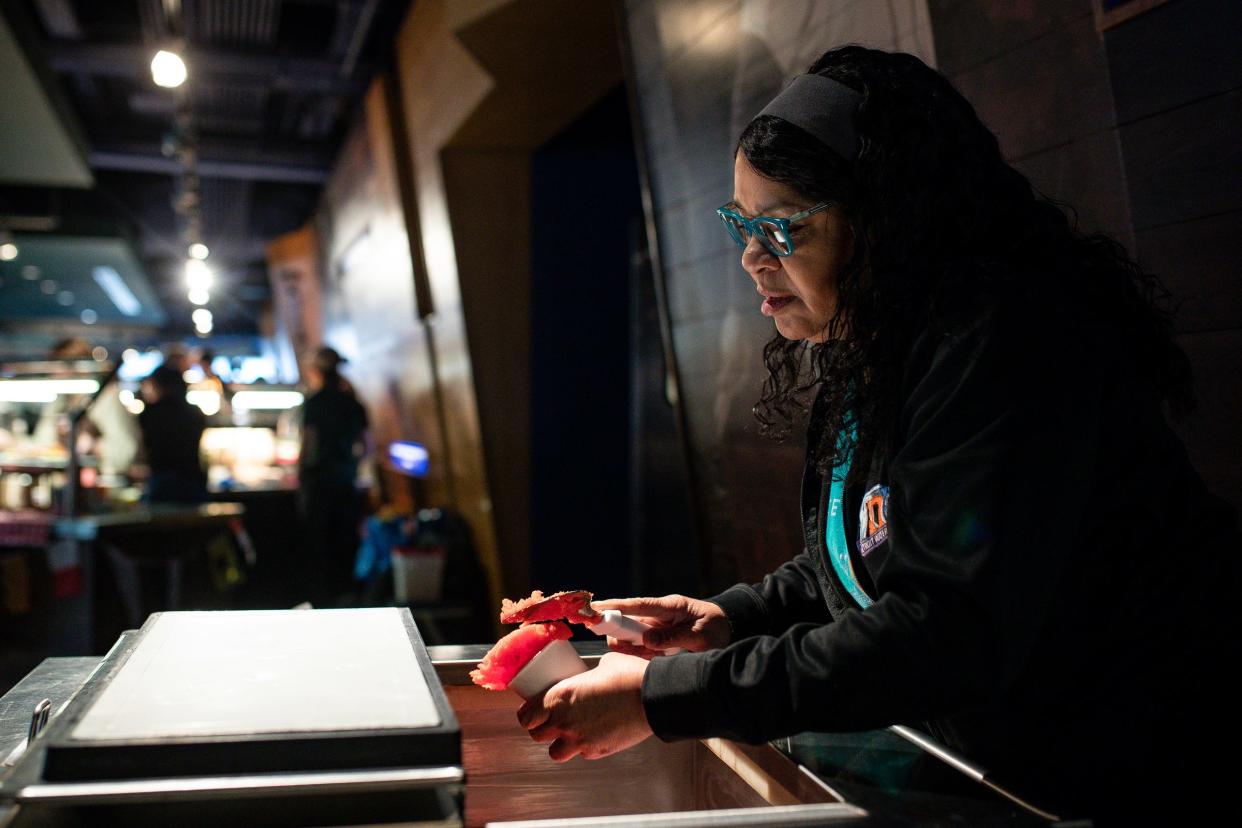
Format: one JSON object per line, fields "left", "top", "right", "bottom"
{"left": 858, "top": 484, "right": 890, "bottom": 557}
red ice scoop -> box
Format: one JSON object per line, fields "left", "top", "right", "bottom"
{"left": 500, "top": 590, "right": 674, "bottom": 651}
{"left": 500, "top": 590, "right": 597, "bottom": 625}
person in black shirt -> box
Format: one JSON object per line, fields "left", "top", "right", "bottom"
{"left": 138, "top": 365, "right": 207, "bottom": 503}
{"left": 514, "top": 47, "right": 1239, "bottom": 824}
{"left": 299, "top": 346, "right": 369, "bottom": 605}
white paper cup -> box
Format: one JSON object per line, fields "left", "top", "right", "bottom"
{"left": 507, "top": 639, "right": 588, "bottom": 699}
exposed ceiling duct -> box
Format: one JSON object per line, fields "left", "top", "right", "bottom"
{"left": 1, "top": 0, "right": 410, "bottom": 337}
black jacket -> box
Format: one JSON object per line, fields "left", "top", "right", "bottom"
{"left": 138, "top": 398, "right": 208, "bottom": 503}
{"left": 642, "top": 294, "right": 1239, "bottom": 819}
{"left": 299, "top": 386, "right": 368, "bottom": 490}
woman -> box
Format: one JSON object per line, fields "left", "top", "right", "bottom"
{"left": 138, "top": 365, "right": 208, "bottom": 503}
{"left": 298, "top": 346, "right": 369, "bottom": 605}
{"left": 516, "top": 47, "right": 1238, "bottom": 822}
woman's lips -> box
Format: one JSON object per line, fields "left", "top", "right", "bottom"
{"left": 761, "top": 295, "right": 796, "bottom": 316}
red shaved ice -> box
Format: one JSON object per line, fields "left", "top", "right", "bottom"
{"left": 499, "top": 590, "right": 595, "bottom": 625}
{"left": 470, "top": 621, "right": 574, "bottom": 690}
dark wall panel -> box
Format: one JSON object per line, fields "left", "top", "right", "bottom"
{"left": 1010, "top": 128, "right": 1131, "bottom": 248}
{"left": 529, "top": 89, "right": 641, "bottom": 599}
{"left": 1118, "top": 89, "right": 1242, "bottom": 232}
{"left": 1175, "top": 330, "right": 1242, "bottom": 511}
{"left": 1105, "top": 0, "right": 1242, "bottom": 125}
{"left": 929, "top": 0, "right": 1088, "bottom": 77}
{"left": 931, "top": 1, "right": 1132, "bottom": 244}
{"left": 1105, "top": 0, "right": 1242, "bottom": 514}
{"left": 1135, "top": 210, "right": 1242, "bottom": 334}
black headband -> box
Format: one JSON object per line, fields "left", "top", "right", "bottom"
{"left": 755, "top": 74, "right": 863, "bottom": 162}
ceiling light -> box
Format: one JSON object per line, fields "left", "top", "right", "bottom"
{"left": 92, "top": 265, "right": 142, "bottom": 316}
{"left": 185, "top": 258, "right": 213, "bottom": 292}
{"left": 0, "top": 379, "right": 100, "bottom": 403}
{"left": 188, "top": 288, "right": 210, "bottom": 306}
{"left": 151, "top": 50, "right": 187, "bottom": 88}
{"left": 189, "top": 243, "right": 209, "bottom": 260}
{"left": 0, "top": 243, "right": 17, "bottom": 261}
{"left": 192, "top": 307, "right": 213, "bottom": 334}
{"left": 232, "top": 390, "right": 305, "bottom": 410}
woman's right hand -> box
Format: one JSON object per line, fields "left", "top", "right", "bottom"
{"left": 591, "top": 595, "right": 731, "bottom": 657}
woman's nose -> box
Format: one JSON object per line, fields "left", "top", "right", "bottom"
{"left": 741, "top": 234, "right": 778, "bottom": 279}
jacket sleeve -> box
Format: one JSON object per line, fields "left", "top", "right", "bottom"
{"left": 708, "top": 548, "right": 833, "bottom": 640}
{"left": 643, "top": 303, "right": 1103, "bottom": 743}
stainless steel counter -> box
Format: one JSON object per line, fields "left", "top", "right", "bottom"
{"left": 1, "top": 638, "right": 1055, "bottom": 827}
{"left": 0, "top": 658, "right": 98, "bottom": 768}
{"left": 0, "top": 657, "right": 99, "bottom": 828}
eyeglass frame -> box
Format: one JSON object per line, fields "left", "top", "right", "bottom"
{"left": 716, "top": 201, "right": 833, "bottom": 257}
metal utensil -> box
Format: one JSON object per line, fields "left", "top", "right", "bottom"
{"left": 28, "top": 699, "right": 51, "bottom": 744}
{"left": 2, "top": 698, "right": 53, "bottom": 768}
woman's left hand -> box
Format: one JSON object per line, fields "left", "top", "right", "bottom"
{"left": 516, "top": 651, "right": 653, "bottom": 762}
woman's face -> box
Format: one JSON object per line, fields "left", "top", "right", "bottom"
{"left": 732, "top": 154, "right": 853, "bottom": 343}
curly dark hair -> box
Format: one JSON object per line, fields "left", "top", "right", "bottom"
{"left": 742, "top": 45, "right": 1192, "bottom": 480}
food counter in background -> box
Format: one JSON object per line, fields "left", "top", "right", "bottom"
{"left": 0, "top": 361, "right": 256, "bottom": 667}
{"left": 202, "top": 424, "right": 299, "bottom": 493}
{"left": 0, "top": 356, "right": 304, "bottom": 505}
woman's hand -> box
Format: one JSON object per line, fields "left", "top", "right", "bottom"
{"left": 516, "top": 652, "right": 652, "bottom": 762}
{"left": 592, "top": 595, "right": 731, "bottom": 657}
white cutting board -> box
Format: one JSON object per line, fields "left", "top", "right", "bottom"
{"left": 71, "top": 608, "right": 441, "bottom": 740}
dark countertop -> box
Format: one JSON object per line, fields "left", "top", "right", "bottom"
{"left": 52, "top": 502, "right": 244, "bottom": 540}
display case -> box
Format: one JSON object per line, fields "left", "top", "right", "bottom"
{"left": 169, "top": 383, "right": 303, "bottom": 494}
{"left": 0, "top": 359, "right": 122, "bottom": 518}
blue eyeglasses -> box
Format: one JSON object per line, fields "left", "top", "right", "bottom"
{"left": 717, "top": 202, "right": 832, "bottom": 257}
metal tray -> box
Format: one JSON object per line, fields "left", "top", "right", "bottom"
{"left": 4, "top": 609, "right": 460, "bottom": 786}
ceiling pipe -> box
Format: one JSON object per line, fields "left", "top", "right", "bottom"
{"left": 88, "top": 151, "right": 328, "bottom": 185}
{"left": 0, "top": 215, "right": 60, "bottom": 232}
{"left": 339, "top": 0, "right": 380, "bottom": 79}
{"left": 46, "top": 42, "right": 367, "bottom": 94}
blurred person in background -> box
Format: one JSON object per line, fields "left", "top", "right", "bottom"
{"left": 34, "top": 338, "right": 139, "bottom": 482}
{"left": 190, "top": 347, "right": 232, "bottom": 418}
{"left": 195, "top": 349, "right": 230, "bottom": 398}
{"left": 299, "top": 346, "right": 369, "bottom": 605}
{"left": 138, "top": 365, "right": 208, "bottom": 503}
{"left": 162, "top": 345, "right": 191, "bottom": 375}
